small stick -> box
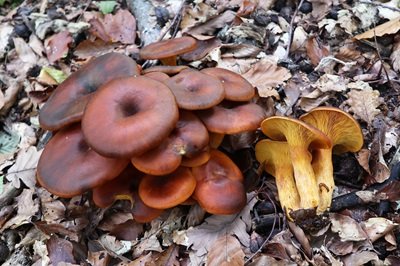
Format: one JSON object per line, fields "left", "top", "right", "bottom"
{"left": 284, "top": 0, "right": 306, "bottom": 59}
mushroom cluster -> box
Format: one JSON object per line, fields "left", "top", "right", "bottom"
{"left": 255, "top": 107, "right": 363, "bottom": 220}
{"left": 37, "top": 37, "right": 266, "bottom": 222}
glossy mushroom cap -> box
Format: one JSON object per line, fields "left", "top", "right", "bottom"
{"left": 261, "top": 116, "right": 332, "bottom": 210}
{"left": 201, "top": 68, "right": 255, "bottom": 101}
{"left": 39, "top": 53, "right": 139, "bottom": 131}
{"left": 255, "top": 139, "right": 300, "bottom": 220}
{"left": 138, "top": 167, "right": 197, "bottom": 209}
{"left": 144, "top": 71, "right": 170, "bottom": 82}
{"left": 132, "top": 193, "right": 164, "bottom": 223}
{"left": 142, "top": 65, "right": 189, "bottom": 75}
{"left": 165, "top": 69, "right": 225, "bottom": 110}
{"left": 131, "top": 111, "right": 209, "bottom": 175}
{"left": 299, "top": 107, "right": 363, "bottom": 213}
{"left": 180, "top": 148, "right": 211, "bottom": 167}
{"left": 192, "top": 149, "right": 246, "bottom": 215}
{"left": 81, "top": 76, "right": 179, "bottom": 158}
{"left": 139, "top": 36, "right": 197, "bottom": 65}
{"left": 197, "top": 102, "right": 266, "bottom": 134}
{"left": 37, "top": 124, "right": 129, "bottom": 198}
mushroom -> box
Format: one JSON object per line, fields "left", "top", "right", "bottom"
{"left": 299, "top": 107, "right": 363, "bottom": 213}
{"left": 260, "top": 117, "right": 332, "bottom": 210}
{"left": 138, "top": 167, "right": 197, "bottom": 209}
{"left": 180, "top": 148, "right": 211, "bottom": 167}
{"left": 142, "top": 65, "right": 189, "bottom": 75}
{"left": 197, "top": 102, "right": 266, "bottom": 134}
{"left": 131, "top": 110, "right": 209, "bottom": 175}
{"left": 201, "top": 68, "right": 255, "bottom": 101}
{"left": 39, "top": 53, "right": 139, "bottom": 131}
{"left": 165, "top": 69, "right": 225, "bottom": 110}
{"left": 81, "top": 76, "right": 179, "bottom": 158}
{"left": 37, "top": 124, "right": 129, "bottom": 198}
{"left": 255, "top": 139, "right": 300, "bottom": 219}
{"left": 192, "top": 149, "right": 247, "bottom": 215}
{"left": 139, "top": 36, "right": 197, "bottom": 65}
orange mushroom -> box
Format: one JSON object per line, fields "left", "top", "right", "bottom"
{"left": 261, "top": 117, "right": 332, "bottom": 210}
{"left": 299, "top": 107, "right": 363, "bottom": 213}
{"left": 39, "top": 53, "right": 139, "bottom": 131}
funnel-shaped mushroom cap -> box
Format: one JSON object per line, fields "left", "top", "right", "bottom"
{"left": 37, "top": 124, "right": 129, "bottom": 198}
{"left": 261, "top": 117, "right": 332, "bottom": 209}
{"left": 192, "top": 149, "right": 246, "bottom": 214}
{"left": 92, "top": 165, "right": 142, "bottom": 208}
{"left": 197, "top": 102, "right": 266, "bottom": 134}
{"left": 138, "top": 167, "right": 197, "bottom": 209}
{"left": 139, "top": 37, "right": 197, "bottom": 61}
{"left": 165, "top": 69, "right": 225, "bottom": 110}
{"left": 82, "top": 76, "right": 179, "bottom": 158}
{"left": 255, "top": 139, "right": 300, "bottom": 219}
{"left": 201, "top": 68, "right": 255, "bottom": 101}
{"left": 131, "top": 110, "right": 209, "bottom": 175}
{"left": 299, "top": 107, "right": 363, "bottom": 153}
{"left": 39, "top": 53, "right": 139, "bottom": 131}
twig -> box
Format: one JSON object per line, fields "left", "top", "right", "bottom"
{"left": 359, "top": 0, "right": 400, "bottom": 12}
{"left": 372, "top": 21, "right": 392, "bottom": 87}
{"left": 284, "top": 0, "right": 306, "bottom": 59}
{"left": 157, "top": 0, "right": 187, "bottom": 42}
{"left": 314, "top": 56, "right": 357, "bottom": 72}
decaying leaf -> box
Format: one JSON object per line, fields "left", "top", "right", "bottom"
{"left": 13, "top": 37, "right": 38, "bottom": 65}
{"left": 47, "top": 235, "right": 75, "bottom": 265}
{"left": 354, "top": 17, "right": 400, "bottom": 40}
{"left": 0, "top": 23, "right": 13, "bottom": 58}
{"left": 45, "top": 31, "right": 73, "bottom": 63}
{"left": 248, "top": 255, "right": 295, "bottom": 266}
{"left": 152, "top": 244, "right": 180, "bottom": 266}
{"left": 306, "top": 36, "right": 330, "bottom": 66}
{"left": 330, "top": 213, "right": 368, "bottom": 242}
{"left": 352, "top": 2, "right": 377, "bottom": 29}
{"left": 345, "top": 81, "right": 383, "bottom": 125}
{"left": 361, "top": 217, "right": 398, "bottom": 243}
{"left": 187, "top": 10, "right": 237, "bottom": 35}
{"left": 342, "top": 251, "right": 381, "bottom": 265}
{"left": 207, "top": 235, "right": 245, "bottom": 266}
{"left": 74, "top": 39, "right": 120, "bottom": 59}
{"left": 315, "top": 74, "right": 347, "bottom": 92}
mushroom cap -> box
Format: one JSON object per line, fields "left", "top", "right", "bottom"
{"left": 197, "top": 102, "right": 266, "bottom": 134}
{"left": 192, "top": 149, "right": 246, "bottom": 214}
{"left": 131, "top": 110, "right": 209, "bottom": 175}
{"left": 181, "top": 148, "right": 211, "bottom": 167}
{"left": 299, "top": 107, "right": 363, "bottom": 153}
{"left": 180, "top": 37, "right": 221, "bottom": 62}
{"left": 132, "top": 193, "right": 164, "bottom": 223}
{"left": 165, "top": 69, "right": 225, "bottom": 110}
{"left": 139, "top": 36, "right": 197, "bottom": 60}
{"left": 255, "top": 139, "right": 293, "bottom": 176}
{"left": 261, "top": 116, "right": 332, "bottom": 149}
{"left": 39, "top": 53, "right": 139, "bottom": 131}
{"left": 201, "top": 68, "right": 255, "bottom": 101}
{"left": 142, "top": 65, "right": 189, "bottom": 75}
{"left": 81, "top": 76, "right": 179, "bottom": 158}
{"left": 138, "top": 167, "right": 197, "bottom": 209}
{"left": 144, "top": 71, "right": 170, "bottom": 82}
{"left": 92, "top": 165, "right": 142, "bottom": 208}
{"left": 37, "top": 124, "right": 129, "bottom": 198}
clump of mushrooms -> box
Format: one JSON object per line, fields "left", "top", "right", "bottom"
{"left": 36, "top": 38, "right": 267, "bottom": 223}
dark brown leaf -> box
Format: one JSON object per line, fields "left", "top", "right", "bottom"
{"left": 306, "top": 36, "right": 330, "bottom": 66}
{"left": 47, "top": 235, "right": 75, "bottom": 265}
{"left": 45, "top": 31, "right": 73, "bottom": 63}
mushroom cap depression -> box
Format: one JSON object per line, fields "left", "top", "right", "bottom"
{"left": 192, "top": 149, "right": 246, "bottom": 215}
{"left": 81, "top": 76, "right": 179, "bottom": 158}
{"left": 138, "top": 167, "right": 197, "bottom": 209}
{"left": 39, "top": 53, "right": 139, "bottom": 131}
{"left": 165, "top": 69, "right": 225, "bottom": 110}
{"left": 201, "top": 68, "right": 255, "bottom": 101}
{"left": 299, "top": 107, "right": 363, "bottom": 153}
{"left": 37, "top": 124, "right": 129, "bottom": 198}
{"left": 139, "top": 36, "right": 197, "bottom": 61}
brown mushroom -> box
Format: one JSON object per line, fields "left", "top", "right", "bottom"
{"left": 201, "top": 68, "right": 255, "bottom": 101}
{"left": 138, "top": 167, "right": 197, "bottom": 209}
{"left": 261, "top": 116, "right": 332, "bottom": 210}
{"left": 81, "top": 76, "right": 179, "bottom": 158}
{"left": 37, "top": 124, "right": 129, "bottom": 198}
{"left": 131, "top": 110, "right": 209, "bottom": 175}
{"left": 143, "top": 71, "right": 170, "bottom": 82}
{"left": 299, "top": 107, "right": 363, "bottom": 213}
{"left": 139, "top": 36, "right": 197, "bottom": 65}
{"left": 142, "top": 65, "right": 189, "bottom": 75}
{"left": 192, "top": 149, "right": 246, "bottom": 215}
{"left": 39, "top": 53, "right": 139, "bottom": 131}
{"left": 165, "top": 69, "right": 225, "bottom": 110}
{"left": 180, "top": 148, "right": 211, "bottom": 167}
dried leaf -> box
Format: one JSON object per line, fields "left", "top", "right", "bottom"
{"left": 181, "top": 3, "right": 218, "bottom": 31}
{"left": 45, "top": 31, "right": 73, "bottom": 63}
{"left": 88, "top": 251, "right": 110, "bottom": 266}
{"left": 315, "top": 74, "right": 347, "bottom": 92}
{"left": 345, "top": 82, "right": 383, "bottom": 124}
{"left": 306, "top": 36, "right": 330, "bottom": 66}
{"left": 100, "top": 234, "right": 132, "bottom": 255}
{"left": 353, "top": 2, "right": 377, "bottom": 29}
{"left": 188, "top": 10, "right": 237, "bottom": 35}
{"left": 186, "top": 194, "right": 257, "bottom": 257}
{"left": 6, "top": 146, "right": 42, "bottom": 189}
{"left": 362, "top": 217, "right": 398, "bottom": 243}
{"left": 242, "top": 59, "right": 291, "bottom": 98}
{"left": 153, "top": 244, "right": 180, "bottom": 266}
{"left": 391, "top": 39, "right": 400, "bottom": 72}
{"left": 74, "top": 39, "right": 119, "bottom": 59}
{"left": 248, "top": 255, "right": 295, "bottom": 266}
{"left": 0, "top": 23, "right": 13, "bottom": 58}
{"left": 0, "top": 126, "right": 20, "bottom": 155}
{"left": 354, "top": 17, "right": 400, "bottom": 40}
{"left": 47, "top": 235, "right": 75, "bottom": 265}
{"left": 330, "top": 213, "right": 368, "bottom": 242}
{"left": 207, "top": 235, "right": 245, "bottom": 266}
{"left": 90, "top": 9, "right": 136, "bottom": 44}
{"left": 13, "top": 37, "right": 38, "bottom": 64}
{"left": 342, "top": 251, "right": 381, "bottom": 265}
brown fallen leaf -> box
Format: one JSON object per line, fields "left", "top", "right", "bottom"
{"left": 306, "top": 36, "right": 330, "bottom": 66}
{"left": 248, "top": 255, "right": 296, "bottom": 266}
{"left": 342, "top": 251, "right": 381, "bottom": 265}
{"left": 207, "top": 235, "right": 245, "bottom": 266}
{"left": 330, "top": 213, "right": 368, "bottom": 242}
{"left": 152, "top": 244, "right": 180, "bottom": 266}
{"left": 47, "top": 235, "right": 76, "bottom": 265}
{"left": 354, "top": 17, "right": 400, "bottom": 40}
{"left": 88, "top": 250, "right": 110, "bottom": 266}
{"left": 188, "top": 10, "right": 237, "bottom": 35}
{"left": 89, "top": 9, "right": 136, "bottom": 44}
{"left": 74, "top": 39, "right": 119, "bottom": 59}
{"left": 361, "top": 217, "right": 398, "bottom": 243}
{"left": 181, "top": 2, "right": 218, "bottom": 31}
{"left": 45, "top": 31, "right": 73, "bottom": 63}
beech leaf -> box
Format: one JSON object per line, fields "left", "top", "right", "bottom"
{"left": 207, "top": 235, "right": 245, "bottom": 266}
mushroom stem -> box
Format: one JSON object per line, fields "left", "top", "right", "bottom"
{"left": 290, "top": 146, "right": 319, "bottom": 209}
{"left": 312, "top": 148, "right": 334, "bottom": 213}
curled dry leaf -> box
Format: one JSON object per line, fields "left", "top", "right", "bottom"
{"left": 342, "top": 251, "right": 381, "bottom": 266}
{"left": 354, "top": 17, "right": 400, "bottom": 40}
{"left": 13, "top": 37, "right": 38, "bottom": 65}
{"left": 187, "top": 10, "right": 237, "bottom": 36}
{"left": 73, "top": 39, "right": 120, "bottom": 59}
{"left": 47, "top": 235, "right": 75, "bottom": 265}
{"left": 361, "top": 217, "right": 398, "bottom": 243}
{"left": 391, "top": 39, "right": 400, "bottom": 72}
{"left": 181, "top": 3, "right": 218, "bottom": 31}
{"left": 45, "top": 31, "right": 73, "bottom": 63}
{"left": 330, "top": 213, "right": 368, "bottom": 242}
{"left": 306, "top": 36, "right": 330, "bottom": 66}
{"left": 242, "top": 58, "right": 291, "bottom": 98}
{"left": 315, "top": 74, "right": 347, "bottom": 92}
{"left": 207, "top": 235, "right": 245, "bottom": 266}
